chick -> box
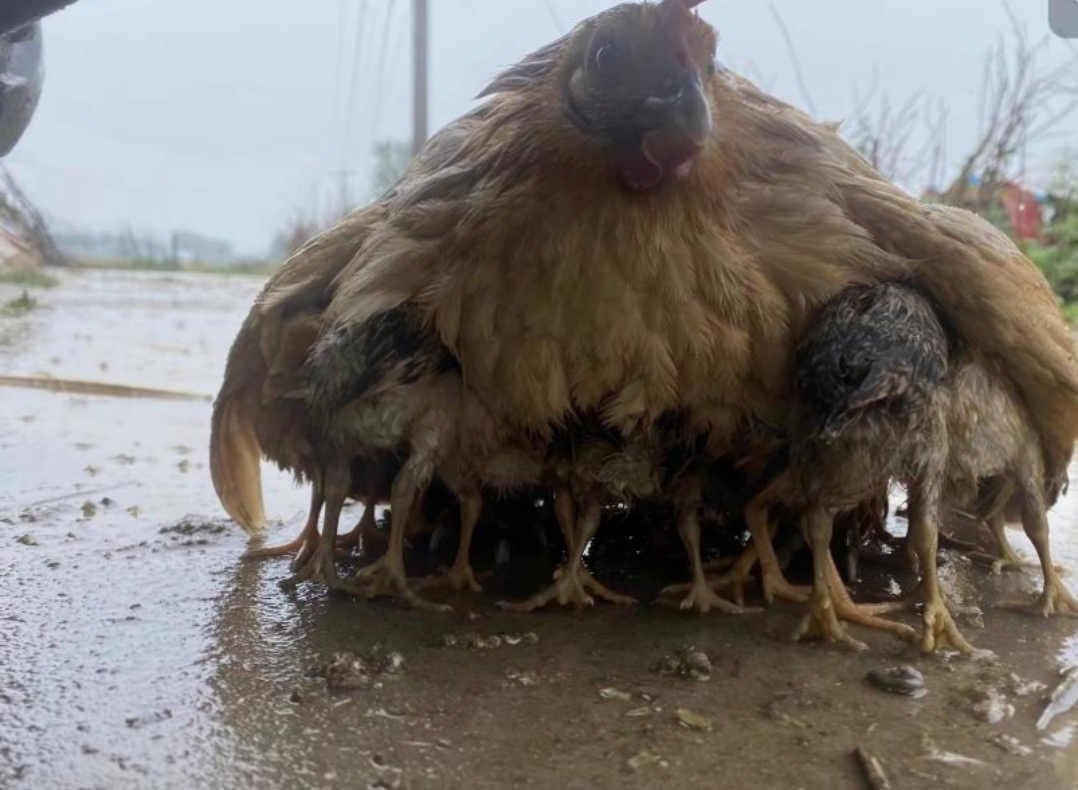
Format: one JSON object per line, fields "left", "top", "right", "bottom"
{"left": 499, "top": 420, "right": 653, "bottom": 611}
{"left": 941, "top": 359, "right": 1076, "bottom": 618}
{"left": 768, "top": 283, "right": 950, "bottom": 650}
{"left": 303, "top": 305, "right": 545, "bottom": 610}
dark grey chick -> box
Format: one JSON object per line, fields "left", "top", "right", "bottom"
{"left": 780, "top": 283, "right": 953, "bottom": 650}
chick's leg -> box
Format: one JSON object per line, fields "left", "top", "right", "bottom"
{"left": 418, "top": 491, "right": 483, "bottom": 593}
{"left": 243, "top": 484, "right": 321, "bottom": 563}
{"left": 793, "top": 506, "right": 867, "bottom": 650}
{"left": 967, "top": 510, "right": 1034, "bottom": 573}
{"left": 334, "top": 499, "right": 383, "bottom": 554}
{"left": 500, "top": 491, "right": 632, "bottom": 611}
{"left": 344, "top": 461, "right": 451, "bottom": 612}
{"left": 281, "top": 465, "right": 348, "bottom": 590}
{"left": 663, "top": 485, "right": 750, "bottom": 615}
{"left": 746, "top": 502, "right": 810, "bottom": 605}
{"left": 906, "top": 483, "right": 980, "bottom": 655}
{"left": 1000, "top": 492, "right": 1078, "bottom": 617}
{"left": 707, "top": 544, "right": 757, "bottom": 607}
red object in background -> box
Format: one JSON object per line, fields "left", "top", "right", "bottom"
{"left": 1001, "top": 183, "right": 1044, "bottom": 242}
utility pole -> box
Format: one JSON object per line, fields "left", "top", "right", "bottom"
{"left": 412, "top": 0, "right": 429, "bottom": 157}
{"left": 331, "top": 168, "right": 353, "bottom": 217}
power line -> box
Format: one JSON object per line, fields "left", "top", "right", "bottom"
{"left": 768, "top": 3, "right": 817, "bottom": 118}
{"left": 328, "top": 0, "right": 348, "bottom": 169}
{"left": 370, "top": 1, "right": 399, "bottom": 140}
{"left": 539, "top": 0, "right": 564, "bottom": 34}
{"left": 342, "top": 0, "right": 372, "bottom": 174}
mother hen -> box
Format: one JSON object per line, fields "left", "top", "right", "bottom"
{"left": 322, "top": 0, "right": 1076, "bottom": 493}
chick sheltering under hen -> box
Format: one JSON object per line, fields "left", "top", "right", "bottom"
{"left": 208, "top": 0, "right": 1075, "bottom": 650}
{"left": 755, "top": 283, "right": 1075, "bottom": 654}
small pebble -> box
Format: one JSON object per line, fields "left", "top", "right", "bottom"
{"left": 653, "top": 647, "right": 713, "bottom": 682}
{"left": 675, "top": 707, "right": 713, "bottom": 731}
{"left": 627, "top": 751, "right": 666, "bottom": 771}
{"left": 866, "top": 665, "right": 927, "bottom": 699}
{"left": 971, "top": 687, "right": 1014, "bottom": 724}
{"left": 990, "top": 734, "right": 1032, "bottom": 756}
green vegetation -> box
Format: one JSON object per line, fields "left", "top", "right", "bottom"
{"left": 70, "top": 258, "right": 276, "bottom": 277}
{"left": 1026, "top": 214, "right": 1078, "bottom": 304}
{"left": 2, "top": 290, "right": 39, "bottom": 315}
{"left": 0, "top": 268, "right": 58, "bottom": 289}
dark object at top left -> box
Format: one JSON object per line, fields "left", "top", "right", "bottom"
{"left": 0, "top": 23, "right": 44, "bottom": 157}
{"left": 0, "top": 0, "right": 81, "bottom": 156}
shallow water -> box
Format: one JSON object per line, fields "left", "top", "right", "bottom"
{"left": 2, "top": 270, "right": 1078, "bottom": 789}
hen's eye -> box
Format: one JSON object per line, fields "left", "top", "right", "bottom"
{"left": 593, "top": 43, "right": 620, "bottom": 74}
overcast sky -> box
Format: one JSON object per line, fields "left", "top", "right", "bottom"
{"left": 6, "top": 0, "right": 1076, "bottom": 256}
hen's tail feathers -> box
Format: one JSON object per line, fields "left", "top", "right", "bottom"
{"left": 210, "top": 393, "right": 266, "bottom": 532}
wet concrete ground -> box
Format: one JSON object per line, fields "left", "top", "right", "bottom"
{"left": 2, "top": 270, "right": 1078, "bottom": 790}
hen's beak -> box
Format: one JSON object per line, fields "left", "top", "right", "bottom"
{"left": 619, "top": 70, "right": 713, "bottom": 190}
{"left": 638, "top": 71, "right": 713, "bottom": 165}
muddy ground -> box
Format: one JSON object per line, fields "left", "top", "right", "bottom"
{"left": 2, "top": 270, "right": 1078, "bottom": 790}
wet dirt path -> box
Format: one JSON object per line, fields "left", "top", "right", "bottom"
{"left": 1, "top": 270, "right": 1077, "bottom": 790}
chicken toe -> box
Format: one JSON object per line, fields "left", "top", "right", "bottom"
{"left": 346, "top": 555, "right": 452, "bottom": 612}
{"left": 499, "top": 495, "right": 631, "bottom": 611}
{"left": 417, "top": 493, "right": 484, "bottom": 593}
{"left": 664, "top": 484, "right": 745, "bottom": 614}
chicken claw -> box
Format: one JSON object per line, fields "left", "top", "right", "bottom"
{"left": 793, "top": 584, "right": 868, "bottom": 651}
{"left": 920, "top": 597, "right": 985, "bottom": 655}
{"left": 998, "top": 503, "right": 1078, "bottom": 618}
{"left": 416, "top": 562, "right": 483, "bottom": 594}
{"left": 737, "top": 502, "right": 811, "bottom": 605}
{"left": 345, "top": 556, "right": 452, "bottom": 613}
{"left": 662, "top": 577, "right": 753, "bottom": 615}
{"left": 244, "top": 531, "right": 314, "bottom": 562}
{"left": 416, "top": 494, "right": 484, "bottom": 594}
{"left": 796, "top": 510, "right": 916, "bottom": 650}
{"left": 499, "top": 564, "right": 634, "bottom": 611}
{"left": 499, "top": 493, "right": 633, "bottom": 611}
{"left": 999, "top": 576, "right": 1078, "bottom": 618}
{"left": 664, "top": 485, "right": 750, "bottom": 614}
{"left": 279, "top": 541, "right": 341, "bottom": 590}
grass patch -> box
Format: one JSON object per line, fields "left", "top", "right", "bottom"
{"left": 1061, "top": 302, "right": 1078, "bottom": 325}
{"left": 72, "top": 258, "right": 276, "bottom": 277}
{"left": 2, "top": 290, "right": 39, "bottom": 316}
{"left": 0, "top": 268, "right": 59, "bottom": 289}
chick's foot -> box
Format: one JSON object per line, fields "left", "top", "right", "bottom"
{"left": 416, "top": 561, "right": 483, "bottom": 594}
{"left": 577, "top": 566, "right": 636, "bottom": 606}
{"left": 343, "top": 556, "right": 452, "bottom": 613}
{"left": 662, "top": 576, "right": 753, "bottom": 615}
{"left": 793, "top": 586, "right": 867, "bottom": 651}
{"left": 498, "top": 565, "right": 634, "bottom": 611}
{"left": 244, "top": 531, "right": 316, "bottom": 565}
{"left": 278, "top": 542, "right": 339, "bottom": 590}
{"left": 1000, "top": 577, "right": 1078, "bottom": 618}
{"left": 920, "top": 596, "right": 985, "bottom": 656}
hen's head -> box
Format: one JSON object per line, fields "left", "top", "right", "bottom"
{"left": 562, "top": 0, "right": 718, "bottom": 191}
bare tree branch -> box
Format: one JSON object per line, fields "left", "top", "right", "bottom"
{"left": 768, "top": 3, "right": 817, "bottom": 116}
{"left": 0, "top": 166, "right": 65, "bottom": 267}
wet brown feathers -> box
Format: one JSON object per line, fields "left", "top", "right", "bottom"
{"left": 323, "top": 2, "right": 1077, "bottom": 481}
{"left": 213, "top": 1, "right": 1078, "bottom": 534}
